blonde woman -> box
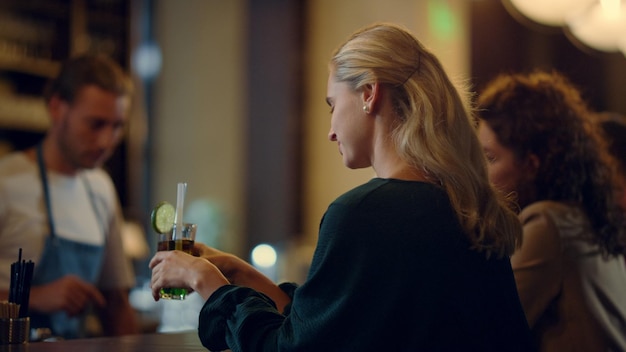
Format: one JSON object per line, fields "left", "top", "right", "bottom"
{"left": 150, "top": 23, "right": 533, "bottom": 351}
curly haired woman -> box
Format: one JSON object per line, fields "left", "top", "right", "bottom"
{"left": 477, "top": 70, "right": 626, "bottom": 352}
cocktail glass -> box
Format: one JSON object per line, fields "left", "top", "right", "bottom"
{"left": 157, "top": 223, "right": 197, "bottom": 300}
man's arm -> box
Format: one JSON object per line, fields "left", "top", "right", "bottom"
{"left": 97, "top": 288, "right": 139, "bottom": 336}
{"left": 0, "top": 276, "right": 106, "bottom": 316}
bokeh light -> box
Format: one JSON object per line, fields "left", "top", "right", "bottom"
{"left": 251, "top": 244, "right": 277, "bottom": 268}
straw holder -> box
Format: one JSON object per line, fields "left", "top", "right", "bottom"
{"left": 0, "top": 317, "right": 29, "bottom": 344}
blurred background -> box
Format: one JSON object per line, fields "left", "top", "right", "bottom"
{"left": 0, "top": 0, "right": 625, "bottom": 299}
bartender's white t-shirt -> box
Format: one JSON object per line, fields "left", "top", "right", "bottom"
{"left": 0, "top": 152, "right": 134, "bottom": 290}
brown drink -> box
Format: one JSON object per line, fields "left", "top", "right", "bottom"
{"left": 157, "top": 238, "right": 194, "bottom": 252}
{"left": 158, "top": 223, "right": 197, "bottom": 300}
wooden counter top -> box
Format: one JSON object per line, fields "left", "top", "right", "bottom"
{"left": 0, "top": 331, "right": 211, "bottom": 352}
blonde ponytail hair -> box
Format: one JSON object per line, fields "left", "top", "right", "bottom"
{"left": 331, "top": 23, "right": 521, "bottom": 258}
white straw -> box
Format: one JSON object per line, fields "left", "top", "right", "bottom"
{"left": 174, "top": 182, "right": 187, "bottom": 239}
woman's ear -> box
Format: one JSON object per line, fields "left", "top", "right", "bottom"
{"left": 361, "top": 82, "right": 381, "bottom": 114}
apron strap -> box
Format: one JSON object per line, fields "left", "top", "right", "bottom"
{"left": 36, "top": 143, "right": 56, "bottom": 239}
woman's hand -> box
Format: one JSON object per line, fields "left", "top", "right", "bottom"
{"left": 193, "top": 243, "right": 258, "bottom": 285}
{"left": 149, "top": 250, "right": 229, "bottom": 301}
{"left": 193, "top": 243, "right": 292, "bottom": 312}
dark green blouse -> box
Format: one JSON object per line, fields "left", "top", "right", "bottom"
{"left": 199, "top": 178, "right": 534, "bottom": 351}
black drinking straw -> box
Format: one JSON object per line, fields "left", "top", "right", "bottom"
{"left": 19, "top": 260, "right": 33, "bottom": 318}
{"left": 8, "top": 251, "right": 19, "bottom": 303}
{"left": 9, "top": 248, "right": 35, "bottom": 318}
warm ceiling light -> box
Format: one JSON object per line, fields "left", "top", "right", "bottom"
{"left": 567, "top": 0, "right": 626, "bottom": 52}
{"left": 507, "top": 0, "right": 626, "bottom": 56}
{"left": 507, "top": 0, "right": 596, "bottom": 26}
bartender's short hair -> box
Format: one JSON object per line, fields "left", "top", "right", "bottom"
{"left": 44, "top": 54, "right": 133, "bottom": 104}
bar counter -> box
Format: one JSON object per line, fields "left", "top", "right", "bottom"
{"left": 0, "top": 331, "right": 212, "bottom": 352}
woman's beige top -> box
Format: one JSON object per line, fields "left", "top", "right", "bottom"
{"left": 514, "top": 201, "right": 626, "bottom": 352}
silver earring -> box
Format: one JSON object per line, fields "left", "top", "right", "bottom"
{"left": 363, "top": 105, "right": 369, "bottom": 113}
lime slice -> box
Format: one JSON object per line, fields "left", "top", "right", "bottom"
{"left": 151, "top": 201, "right": 175, "bottom": 234}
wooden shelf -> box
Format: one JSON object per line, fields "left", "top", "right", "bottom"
{"left": 0, "top": 0, "right": 135, "bottom": 210}
{"left": 0, "top": 55, "right": 60, "bottom": 78}
{"left": 0, "top": 0, "right": 129, "bottom": 131}
{"left": 0, "top": 95, "right": 48, "bottom": 132}
{"left": 0, "top": 0, "right": 69, "bottom": 19}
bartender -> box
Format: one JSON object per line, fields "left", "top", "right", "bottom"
{"left": 0, "top": 54, "right": 139, "bottom": 339}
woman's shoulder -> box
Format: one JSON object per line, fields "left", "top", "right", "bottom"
{"left": 325, "top": 178, "right": 454, "bottom": 229}
{"left": 520, "top": 200, "right": 592, "bottom": 241}
{"left": 520, "top": 201, "right": 586, "bottom": 223}
{"left": 335, "top": 178, "right": 447, "bottom": 206}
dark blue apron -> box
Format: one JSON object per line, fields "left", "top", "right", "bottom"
{"left": 30, "top": 144, "right": 106, "bottom": 339}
